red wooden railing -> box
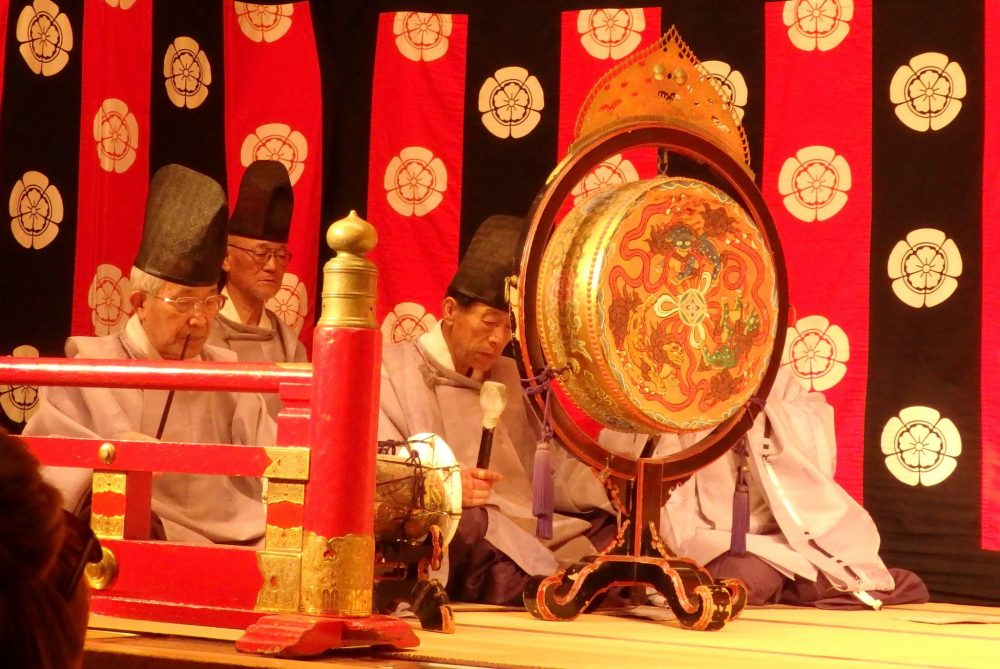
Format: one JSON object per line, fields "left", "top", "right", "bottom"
{"left": 1, "top": 358, "right": 311, "bottom": 629}
{"left": 0, "top": 213, "right": 416, "bottom": 650}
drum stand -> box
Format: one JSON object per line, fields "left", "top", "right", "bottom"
{"left": 374, "top": 526, "right": 455, "bottom": 633}
{"left": 523, "top": 458, "right": 747, "bottom": 631}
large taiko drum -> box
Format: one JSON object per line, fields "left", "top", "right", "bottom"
{"left": 536, "top": 175, "right": 779, "bottom": 435}
{"left": 374, "top": 433, "right": 462, "bottom": 547}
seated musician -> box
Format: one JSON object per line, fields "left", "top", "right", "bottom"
{"left": 23, "top": 164, "right": 273, "bottom": 545}
{"left": 378, "top": 215, "right": 616, "bottom": 605}
{"left": 601, "top": 368, "right": 929, "bottom": 608}
{"left": 209, "top": 160, "right": 307, "bottom": 420}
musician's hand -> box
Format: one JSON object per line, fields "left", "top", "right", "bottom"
{"left": 461, "top": 468, "right": 503, "bottom": 507}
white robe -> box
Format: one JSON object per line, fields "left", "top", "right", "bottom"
{"left": 22, "top": 315, "right": 275, "bottom": 545}
{"left": 600, "top": 368, "right": 895, "bottom": 594}
{"left": 209, "top": 295, "right": 308, "bottom": 419}
{"left": 378, "top": 323, "right": 613, "bottom": 577}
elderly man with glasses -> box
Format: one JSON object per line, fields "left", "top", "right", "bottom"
{"left": 23, "top": 164, "right": 274, "bottom": 546}
{"left": 209, "top": 160, "right": 307, "bottom": 417}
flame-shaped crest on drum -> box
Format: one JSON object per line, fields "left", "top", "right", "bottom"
{"left": 574, "top": 26, "right": 751, "bottom": 176}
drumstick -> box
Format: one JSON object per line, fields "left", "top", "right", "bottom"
{"left": 155, "top": 332, "right": 191, "bottom": 440}
{"left": 476, "top": 381, "right": 508, "bottom": 469}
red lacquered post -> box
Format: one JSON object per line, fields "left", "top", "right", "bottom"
{"left": 238, "top": 212, "right": 417, "bottom": 657}
{"left": 300, "top": 211, "right": 381, "bottom": 616}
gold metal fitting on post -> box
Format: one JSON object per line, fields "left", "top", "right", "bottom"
{"left": 85, "top": 546, "right": 119, "bottom": 590}
{"left": 98, "top": 442, "right": 116, "bottom": 465}
{"left": 318, "top": 210, "right": 378, "bottom": 329}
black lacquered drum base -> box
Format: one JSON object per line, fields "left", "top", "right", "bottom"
{"left": 523, "top": 551, "right": 746, "bottom": 631}
{"left": 374, "top": 536, "right": 455, "bottom": 633}
{"left": 374, "top": 576, "right": 453, "bottom": 633}
{"left": 523, "top": 458, "right": 746, "bottom": 631}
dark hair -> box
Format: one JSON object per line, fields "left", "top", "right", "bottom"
{"left": 0, "top": 429, "right": 87, "bottom": 669}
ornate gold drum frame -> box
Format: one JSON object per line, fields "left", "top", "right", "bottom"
{"left": 517, "top": 122, "right": 788, "bottom": 483}
{"left": 514, "top": 26, "right": 786, "bottom": 630}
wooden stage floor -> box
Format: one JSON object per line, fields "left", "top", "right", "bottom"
{"left": 84, "top": 602, "right": 1000, "bottom": 669}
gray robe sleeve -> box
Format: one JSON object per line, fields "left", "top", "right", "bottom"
{"left": 23, "top": 382, "right": 140, "bottom": 515}
{"left": 378, "top": 359, "right": 409, "bottom": 442}
{"left": 551, "top": 441, "right": 613, "bottom": 514}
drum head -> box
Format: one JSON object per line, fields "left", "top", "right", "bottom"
{"left": 403, "top": 433, "right": 463, "bottom": 547}
{"left": 536, "top": 175, "right": 778, "bottom": 434}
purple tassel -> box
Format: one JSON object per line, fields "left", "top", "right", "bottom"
{"left": 522, "top": 366, "right": 564, "bottom": 541}
{"left": 729, "top": 480, "right": 749, "bottom": 555}
{"left": 729, "top": 439, "right": 750, "bottom": 555}
{"left": 533, "top": 440, "right": 554, "bottom": 539}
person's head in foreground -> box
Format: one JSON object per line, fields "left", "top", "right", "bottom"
{"left": 0, "top": 428, "right": 101, "bottom": 669}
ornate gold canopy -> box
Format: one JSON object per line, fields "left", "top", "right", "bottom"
{"left": 573, "top": 26, "right": 752, "bottom": 177}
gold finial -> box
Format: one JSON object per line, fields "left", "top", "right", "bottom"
{"left": 318, "top": 210, "right": 378, "bottom": 328}
{"left": 573, "top": 26, "right": 752, "bottom": 176}
{"left": 326, "top": 209, "right": 377, "bottom": 257}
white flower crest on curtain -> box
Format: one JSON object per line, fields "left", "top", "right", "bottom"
{"left": 235, "top": 3, "right": 294, "bottom": 43}
{"left": 16, "top": 0, "right": 73, "bottom": 76}
{"left": 383, "top": 146, "right": 448, "bottom": 217}
{"left": 577, "top": 9, "right": 645, "bottom": 60}
{"left": 89, "top": 263, "right": 132, "bottom": 335}
{"left": 104, "top": 0, "right": 137, "bottom": 9}
{"left": 93, "top": 98, "right": 139, "bottom": 174}
{"left": 10, "top": 171, "right": 62, "bottom": 250}
{"left": 778, "top": 145, "right": 852, "bottom": 222}
{"left": 478, "top": 66, "right": 544, "bottom": 139}
{"left": 265, "top": 272, "right": 308, "bottom": 334}
{"left": 881, "top": 406, "right": 961, "bottom": 487}
{"left": 164, "top": 36, "right": 212, "bottom": 109}
{"left": 382, "top": 302, "right": 438, "bottom": 344}
{"left": 887, "top": 228, "right": 962, "bottom": 308}
{"left": 782, "top": 0, "right": 853, "bottom": 52}
{"left": 393, "top": 12, "right": 452, "bottom": 62}
{"left": 698, "top": 60, "right": 748, "bottom": 123}
{"left": 240, "top": 124, "right": 307, "bottom": 186}
{"left": 781, "top": 314, "right": 849, "bottom": 391}
{"left": 890, "top": 52, "right": 966, "bottom": 132}
{"left": 570, "top": 154, "right": 639, "bottom": 205}
{"left": 1, "top": 345, "right": 41, "bottom": 424}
